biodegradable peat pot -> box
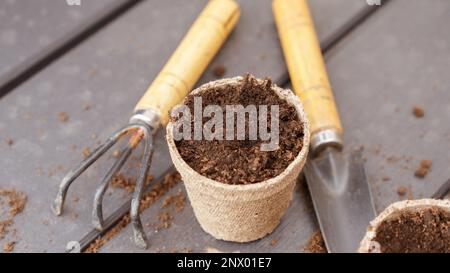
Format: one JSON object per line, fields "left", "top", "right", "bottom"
{"left": 166, "top": 76, "right": 310, "bottom": 242}
{"left": 359, "top": 199, "right": 450, "bottom": 253}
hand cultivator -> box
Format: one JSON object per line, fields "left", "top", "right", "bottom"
{"left": 52, "top": 0, "right": 240, "bottom": 249}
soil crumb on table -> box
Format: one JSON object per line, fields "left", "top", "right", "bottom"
{"left": 396, "top": 185, "right": 413, "bottom": 199}
{"left": 0, "top": 189, "right": 27, "bottom": 251}
{"left": 157, "top": 211, "right": 173, "bottom": 230}
{"left": 414, "top": 159, "right": 432, "bottom": 178}
{"left": 396, "top": 186, "right": 408, "bottom": 197}
{"left": 155, "top": 190, "right": 186, "bottom": 231}
{"left": 0, "top": 189, "right": 27, "bottom": 218}
{"left": 270, "top": 238, "right": 278, "bottom": 246}
{"left": 304, "top": 231, "right": 327, "bottom": 253}
{"left": 112, "top": 149, "right": 120, "bottom": 158}
{"left": 85, "top": 171, "right": 181, "bottom": 253}
{"left": 110, "top": 173, "right": 153, "bottom": 194}
{"left": 83, "top": 103, "right": 92, "bottom": 111}
{"left": 161, "top": 190, "right": 185, "bottom": 213}
{"left": 4, "top": 138, "right": 14, "bottom": 146}
{"left": 174, "top": 74, "right": 305, "bottom": 185}
{"left": 374, "top": 207, "right": 450, "bottom": 253}
{"left": 82, "top": 147, "right": 91, "bottom": 158}
{"left": 412, "top": 106, "right": 425, "bottom": 118}
{"left": 212, "top": 64, "right": 226, "bottom": 78}
{"left": 3, "top": 241, "right": 15, "bottom": 252}
{"left": 0, "top": 220, "right": 13, "bottom": 241}
{"left": 58, "top": 112, "right": 69, "bottom": 122}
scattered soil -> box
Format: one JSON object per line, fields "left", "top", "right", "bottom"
{"left": 414, "top": 159, "right": 432, "bottom": 179}
{"left": 161, "top": 191, "right": 185, "bottom": 213}
{"left": 415, "top": 168, "right": 428, "bottom": 178}
{"left": 110, "top": 173, "right": 153, "bottom": 194}
{"left": 112, "top": 150, "right": 120, "bottom": 158}
{"left": 304, "top": 231, "right": 327, "bottom": 253}
{"left": 82, "top": 147, "right": 91, "bottom": 158}
{"left": 83, "top": 103, "right": 92, "bottom": 111}
{"left": 157, "top": 211, "right": 173, "bottom": 229}
{"left": 412, "top": 106, "right": 425, "bottom": 118}
{"left": 3, "top": 241, "right": 15, "bottom": 252}
{"left": 85, "top": 171, "right": 181, "bottom": 253}
{"left": 420, "top": 159, "right": 432, "bottom": 169}
{"left": 4, "top": 138, "right": 14, "bottom": 146}
{"left": 0, "top": 189, "right": 27, "bottom": 218}
{"left": 382, "top": 175, "right": 390, "bottom": 182}
{"left": 270, "top": 238, "right": 278, "bottom": 246}
{"left": 212, "top": 64, "right": 226, "bottom": 78}
{"left": 0, "top": 220, "right": 13, "bottom": 241}
{"left": 155, "top": 190, "right": 186, "bottom": 231}
{"left": 174, "top": 74, "right": 305, "bottom": 185}
{"left": 374, "top": 207, "right": 450, "bottom": 253}
{"left": 110, "top": 174, "right": 137, "bottom": 193}
{"left": 58, "top": 112, "right": 69, "bottom": 122}
{"left": 0, "top": 189, "right": 27, "bottom": 250}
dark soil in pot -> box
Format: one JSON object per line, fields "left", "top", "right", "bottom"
{"left": 374, "top": 206, "right": 450, "bottom": 253}
{"left": 172, "top": 74, "right": 305, "bottom": 185}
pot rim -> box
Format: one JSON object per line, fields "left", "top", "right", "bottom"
{"left": 166, "top": 76, "right": 310, "bottom": 192}
{"left": 358, "top": 198, "right": 450, "bottom": 253}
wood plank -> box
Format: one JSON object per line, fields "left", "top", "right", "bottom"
{"left": 0, "top": 0, "right": 135, "bottom": 94}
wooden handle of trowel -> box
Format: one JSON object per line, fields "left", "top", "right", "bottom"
{"left": 135, "top": 0, "right": 240, "bottom": 125}
{"left": 273, "top": 0, "right": 343, "bottom": 150}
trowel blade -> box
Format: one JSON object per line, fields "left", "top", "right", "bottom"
{"left": 304, "top": 147, "right": 376, "bottom": 253}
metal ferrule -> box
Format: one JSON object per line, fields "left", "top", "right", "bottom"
{"left": 129, "top": 108, "right": 161, "bottom": 130}
{"left": 310, "top": 129, "right": 343, "bottom": 155}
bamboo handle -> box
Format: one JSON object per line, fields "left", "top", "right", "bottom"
{"left": 135, "top": 0, "right": 240, "bottom": 125}
{"left": 273, "top": 0, "right": 343, "bottom": 148}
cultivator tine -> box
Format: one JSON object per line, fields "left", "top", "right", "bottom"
{"left": 130, "top": 124, "right": 154, "bottom": 249}
{"left": 52, "top": 125, "right": 133, "bottom": 216}
{"left": 92, "top": 145, "right": 134, "bottom": 230}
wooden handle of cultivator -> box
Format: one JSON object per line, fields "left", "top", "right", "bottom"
{"left": 273, "top": 0, "right": 343, "bottom": 150}
{"left": 135, "top": 0, "right": 240, "bottom": 125}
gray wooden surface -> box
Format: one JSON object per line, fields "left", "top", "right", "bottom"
{"left": 327, "top": 0, "right": 450, "bottom": 211}
{"left": 0, "top": 0, "right": 127, "bottom": 86}
{"left": 0, "top": 0, "right": 449, "bottom": 253}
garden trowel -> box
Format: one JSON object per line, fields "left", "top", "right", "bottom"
{"left": 273, "top": 0, "right": 376, "bottom": 252}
